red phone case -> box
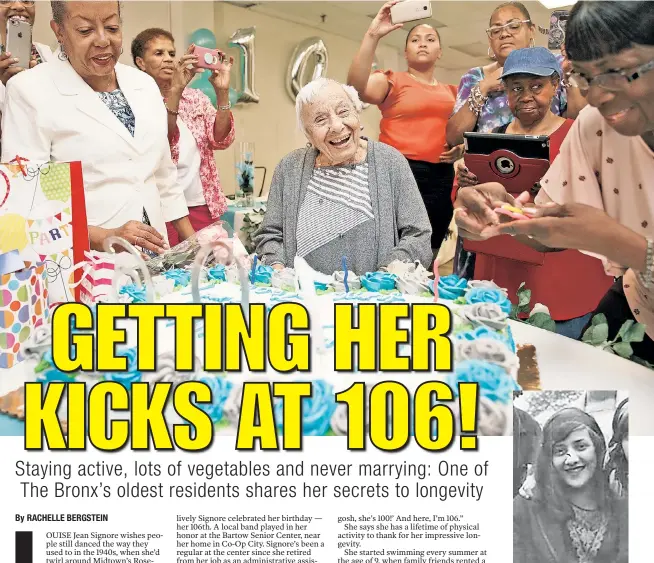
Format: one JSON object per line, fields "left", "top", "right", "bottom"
{"left": 462, "top": 151, "right": 550, "bottom": 266}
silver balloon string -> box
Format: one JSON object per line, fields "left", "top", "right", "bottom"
{"left": 102, "top": 236, "right": 155, "bottom": 303}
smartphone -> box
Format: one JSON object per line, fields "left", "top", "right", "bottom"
{"left": 548, "top": 10, "right": 569, "bottom": 50}
{"left": 5, "top": 18, "right": 32, "bottom": 69}
{"left": 192, "top": 46, "right": 225, "bottom": 71}
{"left": 390, "top": 1, "right": 432, "bottom": 25}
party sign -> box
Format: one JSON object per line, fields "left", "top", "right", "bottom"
{"left": 0, "top": 160, "right": 88, "bottom": 307}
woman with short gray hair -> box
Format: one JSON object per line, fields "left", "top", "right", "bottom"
{"left": 254, "top": 78, "right": 432, "bottom": 275}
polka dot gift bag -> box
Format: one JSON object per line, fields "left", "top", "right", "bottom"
{"left": 0, "top": 159, "right": 89, "bottom": 310}
{"left": 0, "top": 262, "right": 49, "bottom": 368}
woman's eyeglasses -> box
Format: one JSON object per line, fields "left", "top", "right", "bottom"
{"left": 0, "top": 1, "right": 35, "bottom": 5}
{"left": 486, "top": 19, "right": 531, "bottom": 39}
{"left": 570, "top": 59, "right": 654, "bottom": 93}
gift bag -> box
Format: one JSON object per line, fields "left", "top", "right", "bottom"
{"left": 0, "top": 159, "right": 89, "bottom": 307}
{"left": 0, "top": 263, "right": 49, "bottom": 368}
{"left": 69, "top": 251, "right": 115, "bottom": 305}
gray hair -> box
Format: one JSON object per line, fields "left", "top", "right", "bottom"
{"left": 295, "top": 78, "right": 363, "bottom": 133}
{"left": 51, "top": 1, "right": 122, "bottom": 25}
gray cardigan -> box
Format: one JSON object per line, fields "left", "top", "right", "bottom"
{"left": 253, "top": 140, "right": 432, "bottom": 275}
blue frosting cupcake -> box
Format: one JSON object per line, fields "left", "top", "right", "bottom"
{"left": 361, "top": 272, "right": 397, "bottom": 292}
{"left": 206, "top": 264, "right": 227, "bottom": 282}
{"left": 163, "top": 268, "right": 192, "bottom": 288}
{"left": 250, "top": 264, "right": 273, "bottom": 286}
{"left": 437, "top": 275, "right": 468, "bottom": 299}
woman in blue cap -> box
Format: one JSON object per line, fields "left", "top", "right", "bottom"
{"left": 457, "top": 47, "right": 611, "bottom": 339}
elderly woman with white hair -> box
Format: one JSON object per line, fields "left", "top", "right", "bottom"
{"left": 254, "top": 78, "right": 432, "bottom": 275}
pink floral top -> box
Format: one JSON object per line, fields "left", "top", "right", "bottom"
{"left": 169, "top": 88, "right": 235, "bottom": 219}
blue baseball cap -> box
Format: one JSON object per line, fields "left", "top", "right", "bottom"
{"left": 500, "top": 47, "right": 560, "bottom": 79}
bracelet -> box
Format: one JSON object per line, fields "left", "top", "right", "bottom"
{"left": 640, "top": 237, "right": 654, "bottom": 289}
{"left": 468, "top": 84, "right": 488, "bottom": 117}
{"left": 217, "top": 102, "right": 231, "bottom": 111}
{"left": 164, "top": 102, "right": 179, "bottom": 116}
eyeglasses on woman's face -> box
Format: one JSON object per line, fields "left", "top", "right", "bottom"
{"left": 571, "top": 59, "right": 654, "bottom": 94}
{"left": 0, "top": 1, "right": 35, "bottom": 6}
{"left": 486, "top": 19, "right": 530, "bottom": 39}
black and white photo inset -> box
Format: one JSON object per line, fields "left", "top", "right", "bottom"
{"left": 512, "top": 390, "right": 628, "bottom": 563}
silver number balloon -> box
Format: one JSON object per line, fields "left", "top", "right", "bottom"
{"left": 102, "top": 236, "right": 154, "bottom": 303}
{"left": 286, "top": 37, "right": 329, "bottom": 102}
{"left": 228, "top": 27, "right": 260, "bottom": 104}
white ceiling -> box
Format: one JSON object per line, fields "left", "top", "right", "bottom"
{"left": 232, "top": 1, "right": 572, "bottom": 72}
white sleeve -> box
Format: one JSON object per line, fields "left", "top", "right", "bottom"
{"left": 1, "top": 77, "right": 51, "bottom": 162}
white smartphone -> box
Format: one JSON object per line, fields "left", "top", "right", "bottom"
{"left": 6, "top": 18, "right": 33, "bottom": 69}
{"left": 390, "top": 1, "right": 432, "bottom": 25}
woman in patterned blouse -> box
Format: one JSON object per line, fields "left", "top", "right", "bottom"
{"left": 132, "top": 28, "right": 235, "bottom": 246}
{"left": 513, "top": 408, "right": 628, "bottom": 563}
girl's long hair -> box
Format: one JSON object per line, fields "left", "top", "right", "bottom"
{"left": 533, "top": 408, "right": 609, "bottom": 519}
{"left": 606, "top": 398, "right": 629, "bottom": 495}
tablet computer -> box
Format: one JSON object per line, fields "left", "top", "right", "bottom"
{"left": 463, "top": 132, "right": 550, "bottom": 197}
{"left": 462, "top": 132, "right": 551, "bottom": 265}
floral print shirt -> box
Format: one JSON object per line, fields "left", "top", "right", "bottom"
{"left": 169, "top": 88, "right": 235, "bottom": 219}
{"left": 452, "top": 54, "right": 568, "bottom": 132}
{"left": 97, "top": 89, "right": 136, "bottom": 136}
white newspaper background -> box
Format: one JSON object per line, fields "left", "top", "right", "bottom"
{"left": 0, "top": 436, "right": 651, "bottom": 562}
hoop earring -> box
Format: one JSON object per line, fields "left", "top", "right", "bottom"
{"left": 488, "top": 47, "right": 496, "bottom": 60}
{"left": 58, "top": 43, "right": 68, "bottom": 61}
{"left": 306, "top": 142, "right": 312, "bottom": 148}
{"left": 120, "top": 47, "right": 124, "bottom": 55}
{"left": 529, "top": 38, "right": 535, "bottom": 48}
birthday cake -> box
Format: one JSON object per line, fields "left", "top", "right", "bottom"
{"left": 0, "top": 218, "right": 524, "bottom": 437}
{"left": 0, "top": 246, "right": 525, "bottom": 438}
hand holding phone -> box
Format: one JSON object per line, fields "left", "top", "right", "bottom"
{"left": 5, "top": 18, "right": 32, "bottom": 70}
{"left": 191, "top": 46, "right": 227, "bottom": 71}
{"left": 548, "top": 10, "right": 569, "bottom": 50}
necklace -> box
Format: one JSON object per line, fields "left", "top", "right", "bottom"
{"left": 408, "top": 71, "right": 437, "bottom": 86}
